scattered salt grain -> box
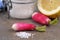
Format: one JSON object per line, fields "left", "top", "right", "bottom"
{"left": 15, "top": 32, "right": 34, "bottom": 39}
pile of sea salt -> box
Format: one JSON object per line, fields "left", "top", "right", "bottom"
{"left": 15, "top": 32, "right": 34, "bottom": 38}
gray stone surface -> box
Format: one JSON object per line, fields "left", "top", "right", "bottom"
{"left": 0, "top": 13, "right": 60, "bottom": 40}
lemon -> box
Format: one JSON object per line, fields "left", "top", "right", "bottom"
{"left": 38, "top": 0, "right": 60, "bottom": 18}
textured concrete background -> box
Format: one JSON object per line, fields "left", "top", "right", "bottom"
{"left": 0, "top": 13, "right": 60, "bottom": 40}
{"left": 0, "top": 0, "right": 60, "bottom": 40}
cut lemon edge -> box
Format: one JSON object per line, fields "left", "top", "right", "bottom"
{"left": 37, "top": 0, "right": 60, "bottom": 18}
{"left": 38, "top": 3, "right": 60, "bottom": 16}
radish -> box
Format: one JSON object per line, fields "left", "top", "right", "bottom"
{"left": 12, "top": 22, "right": 46, "bottom": 32}
{"left": 12, "top": 22, "right": 36, "bottom": 31}
{"left": 32, "top": 12, "right": 51, "bottom": 25}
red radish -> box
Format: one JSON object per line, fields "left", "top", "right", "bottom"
{"left": 32, "top": 12, "right": 51, "bottom": 25}
{"left": 12, "top": 22, "right": 36, "bottom": 31}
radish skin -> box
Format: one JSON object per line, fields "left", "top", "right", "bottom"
{"left": 32, "top": 12, "right": 51, "bottom": 25}
{"left": 12, "top": 22, "right": 36, "bottom": 31}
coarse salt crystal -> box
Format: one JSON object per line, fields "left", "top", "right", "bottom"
{"left": 15, "top": 32, "right": 34, "bottom": 39}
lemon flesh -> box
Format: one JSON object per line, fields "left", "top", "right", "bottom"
{"left": 38, "top": 0, "right": 60, "bottom": 18}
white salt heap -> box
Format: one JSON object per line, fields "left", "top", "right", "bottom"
{"left": 15, "top": 32, "right": 34, "bottom": 38}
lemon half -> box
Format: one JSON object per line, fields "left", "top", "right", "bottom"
{"left": 38, "top": 0, "right": 60, "bottom": 18}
